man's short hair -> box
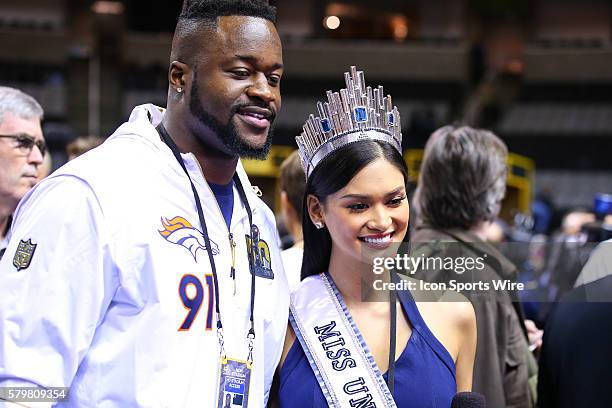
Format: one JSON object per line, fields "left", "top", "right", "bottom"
{"left": 415, "top": 125, "right": 508, "bottom": 230}
{"left": 172, "top": 0, "right": 277, "bottom": 64}
{"left": 179, "top": 0, "right": 276, "bottom": 25}
{"left": 279, "top": 150, "right": 306, "bottom": 221}
{"left": 0, "top": 86, "right": 44, "bottom": 124}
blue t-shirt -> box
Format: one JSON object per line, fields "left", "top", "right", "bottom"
{"left": 278, "top": 285, "right": 456, "bottom": 407}
{"left": 209, "top": 181, "right": 234, "bottom": 230}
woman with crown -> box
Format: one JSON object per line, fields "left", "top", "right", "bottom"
{"left": 273, "top": 67, "right": 477, "bottom": 407}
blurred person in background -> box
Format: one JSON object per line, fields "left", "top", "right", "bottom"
{"left": 573, "top": 239, "right": 612, "bottom": 287}
{"left": 534, "top": 208, "right": 596, "bottom": 322}
{"left": 482, "top": 218, "right": 508, "bottom": 245}
{"left": 0, "top": 86, "right": 45, "bottom": 261}
{"left": 531, "top": 190, "right": 556, "bottom": 236}
{"left": 412, "top": 125, "right": 537, "bottom": 408}
{"left": 278, "top": 150, "right": 305, "bottom": 290}
{"left": 537, "top": 239, "right": 612, "bottom": 408}
{"left": 560, "top": 209, "right": 595, "bottom": 237}
{"left": 574, "top": 194, "right": 612, "bottom": 286}
{"left": 517, "top": 203, "right": 606, "bottom": 327}
{"left": 66, "top": 135, "right": 104, "bottom": 160}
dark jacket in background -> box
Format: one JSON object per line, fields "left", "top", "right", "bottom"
{"left": 411, "top": 226, "right": 534, "bottom": 408}
{"left": 537, "top": 274, "right": 612, "bottom": 408}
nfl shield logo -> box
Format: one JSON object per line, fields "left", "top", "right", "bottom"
{"left": 13, "top": 239, "right": 37, "bottom": 271}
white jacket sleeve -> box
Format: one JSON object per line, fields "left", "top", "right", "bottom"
{"left": 0, "top": 175, "right": 118, "bottom": 394}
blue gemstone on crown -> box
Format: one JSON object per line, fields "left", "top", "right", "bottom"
{"left": 320, "top": 118, "right": 332, "bottom": 132}
{"left": 388, "top": 112, "right": 395, "bottom": 125}
{"left": 354, "top": 106, "right": 367, "bottom": 123}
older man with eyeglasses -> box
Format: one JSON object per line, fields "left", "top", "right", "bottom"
{"left": 0, "top": 86, "right": 45, "bottom": 260}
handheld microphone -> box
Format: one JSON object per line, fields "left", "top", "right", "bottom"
{"left": 450, "top": 392, "right": 486, "bottom": 408}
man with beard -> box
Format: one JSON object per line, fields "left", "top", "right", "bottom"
{"left": 0, "top": 1, "right": 289, "bottom": 406}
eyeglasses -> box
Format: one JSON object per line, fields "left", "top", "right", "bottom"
{"left": 0, "top": 133, "right": 47, "bottom": 157}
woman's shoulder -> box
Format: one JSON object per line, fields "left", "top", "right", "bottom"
{"left": 418, "top": 285, "right": 476, "bottom": 337}
{"left": 435, "top": 289, "right": 474, "bottom": 321}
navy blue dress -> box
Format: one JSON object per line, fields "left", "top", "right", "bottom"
{"left": 279, "top": 288, "right": 456, "bottom": 407}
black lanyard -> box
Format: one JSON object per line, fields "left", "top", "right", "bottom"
{"left": 156, "top": 123, "right": 257, "bottom": 361}
{"left": 387, "top": 271, "right": 398, "bottom": 396}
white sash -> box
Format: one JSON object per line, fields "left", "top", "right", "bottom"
{"left": 289, "top": 273, "right": 397, "bottom": 408}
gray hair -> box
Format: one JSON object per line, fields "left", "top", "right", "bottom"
{"left": 0, "top": 86, "right": 44, "bottom": 124}
{"left": 414, "top": 125, "right": 508, "bottom": 230}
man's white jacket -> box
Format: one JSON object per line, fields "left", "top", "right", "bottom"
{"left": 0, "top": 104, "right": 289, "bottom": 407}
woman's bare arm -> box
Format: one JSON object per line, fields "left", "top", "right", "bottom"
{"left": 454, "top": 301, "right": 477, "bottom": 392}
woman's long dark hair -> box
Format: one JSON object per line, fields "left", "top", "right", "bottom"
{"left": 301, "top": 140, "right": 409, "bottom": 280}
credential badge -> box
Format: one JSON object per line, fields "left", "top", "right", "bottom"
{"left": 13, "top": 239, "right": 37, "bottom": 271}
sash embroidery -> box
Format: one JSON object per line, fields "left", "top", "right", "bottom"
{"left": 289, "top": 272, "right": 397, "bottom": 408}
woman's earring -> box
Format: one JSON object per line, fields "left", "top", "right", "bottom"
{"left": 176, "top": 87, "right": 183, "bottom": 93}
{"left": 314, "top": 221, "right": 324, "bottom": 229}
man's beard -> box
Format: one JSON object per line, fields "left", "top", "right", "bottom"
{"left": 189, "top": 76, "right": 274, "bottom": 160}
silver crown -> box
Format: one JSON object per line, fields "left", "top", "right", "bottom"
{"left": 296, "top": 66, "right": 402, "bottom": 178}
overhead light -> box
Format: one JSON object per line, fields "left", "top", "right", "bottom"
{"left": 92, "top": 1, "right": 124, "bottom": 15}
{"left": 506, "top": 59, "right": 525, "bottom": 75}
{"left": 324, "top": 15, "right": 341, "bottom": 30}
{"left": 390, "top": 16, "right": 409, "bottom": 41}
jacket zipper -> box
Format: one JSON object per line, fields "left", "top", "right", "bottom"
{"left": 190, "top": 154, "right": 239, "bottom": 296}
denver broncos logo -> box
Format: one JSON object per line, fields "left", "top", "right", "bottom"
{"left": 159, "top": 216, "right": 219, "bottom": 261}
